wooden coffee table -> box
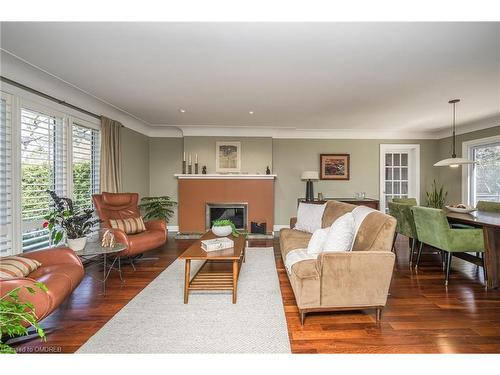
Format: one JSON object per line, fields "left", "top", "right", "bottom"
{"left": 179, "top": 231, "right": 246, "bottom": 304}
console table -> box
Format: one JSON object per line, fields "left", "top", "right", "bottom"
{"left": 297, "top": 197, "right": 379, "bottom": 210}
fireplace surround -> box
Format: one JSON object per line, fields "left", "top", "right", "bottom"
{"left": 206, "top": 203, "right": 248, "bottom": 231}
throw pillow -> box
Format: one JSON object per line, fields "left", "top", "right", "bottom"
{"left": 294, "top": 203, "right": 327, "bottom": 233}
{"left": 322, "top": 212, "right": 356, "bottom": 252}
{"left": 307, "top": 227, "right": 330, "bottom": 255}
{"left": 0, "top": 256, "right": 41, "bottom": 279}
{"left": 109, "top": 216, "right": 146, "bottom": 235}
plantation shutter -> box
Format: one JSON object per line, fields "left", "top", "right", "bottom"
{"left": 21, "top": 107, "right": 66, "bottom": 251}
{"left": 0, "top": 93, "right": 13, "bottom": 256}
{"left": 72, "top": 122, "right": 100, "bottom": 210}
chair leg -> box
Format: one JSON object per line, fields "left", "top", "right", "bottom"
{"left": 441, "top": 251, "right": 447, "bottom": 269}
{"left": 445, "top": 252, "right": 453, "bottom": 286}
{"left": 409, "top": 238, "right": 416, "bottom": 266}
{"left": 415, "top": 241, "right": 424, "bottom": 268}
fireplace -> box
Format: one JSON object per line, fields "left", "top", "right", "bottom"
{"left": 206, "top": 203, "right": 248, "bottom": 231}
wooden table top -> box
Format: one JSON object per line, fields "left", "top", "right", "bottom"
{"left": 179, "top": 231, "right": 246, "bottom": 260}
{"left": 446, "top": 210, "right": 500, "bottom": 228}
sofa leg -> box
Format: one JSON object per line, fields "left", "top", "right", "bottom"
{"left": 299, "top": 310, "right": 306, "bottom": 326}
{"left": 376, "top": 308, "right": 382, "bottom": 322}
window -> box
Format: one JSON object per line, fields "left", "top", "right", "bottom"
{"left": 0, "top": 90, "right": 102, "bottom": 255}
{"left": 20, "top": 107, "right": 66, "bottom": 251}
{"left": 463, "top": 136, "right": 500, "bottom": 206}
{"left": 0, "top": 93, "right": 13, "bottom": 256}
{"left": 72, "top": 122, "right": 100, "bottom": 210}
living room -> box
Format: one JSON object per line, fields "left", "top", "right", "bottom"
{"left": 1, "top": 1, "right": 500, "bottom": 372}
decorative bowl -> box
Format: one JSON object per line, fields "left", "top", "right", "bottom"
{"left": 211, "top": 225, "right": 233, "bottom": 237}
{"left": 445, "top": 205, "right": 476, "bottom": 214}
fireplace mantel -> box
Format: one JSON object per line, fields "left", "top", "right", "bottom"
{"left": 174, "top": 174, "right": 276, "bottom": 180}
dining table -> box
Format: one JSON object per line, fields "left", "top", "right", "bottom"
{"left": 446, "top": 210, "right": 500, "bottom": 289}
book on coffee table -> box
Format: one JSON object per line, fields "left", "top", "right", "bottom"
{"left": 200, "top": 237, "right": 234, "bottom": 252}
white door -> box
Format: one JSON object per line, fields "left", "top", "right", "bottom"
{"left": 380, "top": 144, "right": 420, "bottom": 213}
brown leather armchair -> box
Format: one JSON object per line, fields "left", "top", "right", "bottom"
{"left": 92, "top": 192, "right": 167, "bottom": 258}
{"left": 0, "top": 247, "right": 84, "bottom": 323}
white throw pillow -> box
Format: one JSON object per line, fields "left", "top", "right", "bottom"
{"left": 322, "top": 212, "right": 356, "bottom": 252}
{"left": 294, "top": 203, "right": 326, "bottom": 233}
{"left": 307, "top": 227, "right": 330, "bottom": 255}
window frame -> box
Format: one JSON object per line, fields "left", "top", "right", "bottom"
{"left": 1, "top": 87, "right": 100, "bottom": 254}
{"left": 462, "top": 134, "right": 500, "bottom": 206}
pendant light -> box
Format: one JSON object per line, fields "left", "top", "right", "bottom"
{"left": 434, "top": 99, "right": 475, "bottom": 168}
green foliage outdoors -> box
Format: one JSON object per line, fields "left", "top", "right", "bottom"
{"left": 139, "top": 196, "right": 177, "bottom": 222}
{"left": 0, "top": 283, "right": 48, "bottom": 354}
{"left": 22, "top": 162, "right": 93, "bottom": 220}
{"left": 426, "top": 180, "right": 448, "bottom": 209}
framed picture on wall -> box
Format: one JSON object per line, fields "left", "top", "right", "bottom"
{"left": 320, "top": 154, "right": 350, "bottom": 180}
{"left": 216, "top": 141, "right": 241, "bottom": 173}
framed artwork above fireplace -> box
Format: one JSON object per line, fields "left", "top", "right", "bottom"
{"left": 216, "top": 141, "right": 241, "bottom": 173}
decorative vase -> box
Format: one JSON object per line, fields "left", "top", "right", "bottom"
{"left": 67, "top": 237, "right": 87, "bottom": 252}
{"left": 211, "top": 225, "right": 232, "bottom": 237}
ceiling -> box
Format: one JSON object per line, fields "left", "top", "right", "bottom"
{"left": 1, "top": 22, "right": 499, "bottom": 137}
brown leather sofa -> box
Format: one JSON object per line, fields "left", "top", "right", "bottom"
{"left": 92, "top": 192, "right": 167, "bottom": 259}
{"left": 281, "top": 200, "right": 396, "bottom": 324}
{"left": 0, "top": 247, "right": 84, "bottom": 323}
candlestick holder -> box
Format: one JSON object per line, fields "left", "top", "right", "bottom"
{"left": 188, "top": 164, "right": 192, "bottom": 174}
{"left": 194, "top": 163, "right": 199, "bottom": 174}
{"left": 182, "top": 161, "right": 186, "bottom": 174}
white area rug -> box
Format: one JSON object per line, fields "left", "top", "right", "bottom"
{"left": 77, "top": 247, "right": 291, "bottom": 353}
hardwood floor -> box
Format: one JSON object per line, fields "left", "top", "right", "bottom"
{"left": 12, "top": 235, "right": 500, "bottom": 354}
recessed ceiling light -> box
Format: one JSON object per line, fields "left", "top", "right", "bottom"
{"left": 179, "top": 108, "right": 186, "bottom": 113}
{"left": 249, "top": 111, "right": 254, "bottom": 115}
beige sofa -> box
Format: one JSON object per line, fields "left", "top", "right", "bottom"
{"left": 280, "top": 200, "right": 396, "bottom": 324}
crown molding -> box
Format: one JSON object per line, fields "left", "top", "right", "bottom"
{"left": 432, "top": 114, "right": 500, "bottom": 139}
{"left": 148, "top": 124, "right": 438, "bottom": 139}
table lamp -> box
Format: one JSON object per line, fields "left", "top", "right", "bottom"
{"left": 301, "top": 171, "right": 319, "bottom": 201}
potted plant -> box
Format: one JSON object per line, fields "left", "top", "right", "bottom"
{"left": 426, "top": 180, "right": 448, "bottom": 209}
{"left": 138, "top": 196, "right": 177, "bottom": 223}
{"left": 43, "top": 190, "right": 101, "bottom": 251}
{"left": 0, "top": 283, "right": 47, "bottom": 354}
{"left": 211, "top": 219, "right": 242, "bottom": 237}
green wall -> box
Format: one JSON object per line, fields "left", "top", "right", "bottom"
{"left": 125, "top": 125, "right": 500, "bottom": 228}
{"left": 273, "top": 138, "right": 439, "bottom": 224}
{"left": 121, "top": 127, "right": 150, "bottom": 197}
{"left": 149, "top": 137, "right": 184, "bottom": 225}
{"left": 183, "top": 136, "right": 273, "bottom": 175}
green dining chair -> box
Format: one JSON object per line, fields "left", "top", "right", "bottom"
{"left": 392, "top": 198, "right": 418, "bottom": 205}
{"left": 388, "top": 201, "right": 419, "bottom": 265}
{"left": 477, "top": 201, "right": 500, "bottom": 213}
{"left": 411, "top": 206, "right": 486, "bottom": 285}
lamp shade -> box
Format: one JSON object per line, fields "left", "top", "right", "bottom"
{"left": 434, "top": 157, "right": 476, "bottom": 167}
{"left": 301, "top": 171, "right": 319, "bottom": 180}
